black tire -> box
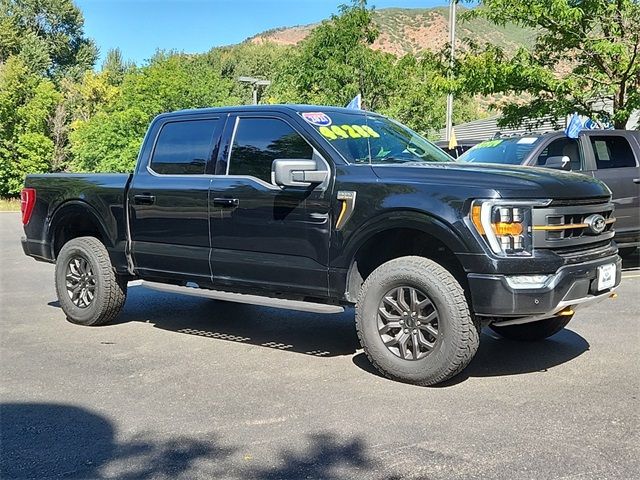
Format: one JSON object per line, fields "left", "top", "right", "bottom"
{"left": 355, "top": 256, "right": 479, "bottom": 386}
{"left": 55, "top": 236, "right": 127, "bottom": 326}
{"left": 489, "top": 315, "right": 572, "bottom": 341}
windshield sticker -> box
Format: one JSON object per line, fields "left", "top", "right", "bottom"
{"left": 473, "top": 139, "right": 503, "bottom": 149}
{"left": 517, "top": 137, "right": 538, "bottom": 144}
{"left": 301, "top": 112, "right": 332, "bottom": 126}
{"left": 319, "top": 124, "right": 380, "bottom": 141}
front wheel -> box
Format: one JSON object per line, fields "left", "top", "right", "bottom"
{"left": 355, "top": 256, "right": 479, "bottom": 386}
{"left": 55, "top": 236, "right": 127, "bottom": 326}
{"left": 489, "top": 315, "right": 572, "bottom": 341}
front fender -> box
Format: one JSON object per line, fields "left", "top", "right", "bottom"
{"left": 331, "top": 209, "right": 472, "bottom": 270}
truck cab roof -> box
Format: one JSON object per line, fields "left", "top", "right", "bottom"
{"left": 155, "top": 104, "right": 375, "bottom": 120}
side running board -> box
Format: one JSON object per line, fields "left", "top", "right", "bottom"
{"left": 129, "top": 280, "right": 345, "bottom": 314}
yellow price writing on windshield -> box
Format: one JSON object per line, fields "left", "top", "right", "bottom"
{"left": 319, "top": 125, "right": 380, "bottom": 141}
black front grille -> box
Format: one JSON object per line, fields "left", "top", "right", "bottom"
{"left": 544, "top": 209, "right": 615, "bottom": 241}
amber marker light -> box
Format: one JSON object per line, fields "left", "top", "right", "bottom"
{"left": 471, "top": 204, "right": 485, "bottom": 235}
{"left": 492, "top": 222, "right": 524, "bottom": 236}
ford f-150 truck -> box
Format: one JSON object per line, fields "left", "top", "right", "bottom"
{"left": 21, "top": 105, "right": 622, "bottom": 385}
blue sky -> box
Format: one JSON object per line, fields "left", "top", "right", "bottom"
{"left": 76, "top": 0, "right": 450, "bottom": 66}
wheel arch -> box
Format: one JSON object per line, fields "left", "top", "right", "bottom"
{"left": 342, "top": 210, "right": 470, "bottom": 303}
{"left": 47, "top": 200, "right": 114, "bottom": 260}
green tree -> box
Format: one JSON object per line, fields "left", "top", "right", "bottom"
{"left": 101, "top": 47, "right": 134, "bottom": 86}
{"left": 0, "top": 56, "right": 60, "bottom": 195}
{"left": 380, "top": 53, "right": 483, "bottom": 138}
{"left": 458, "top": 0, "right": 640, "bottom": 129}
{"left": 205, "top": 42, "right": 291, "bottom": 104}
{"left": 69, "top": 54, "right": 239, "bottom": 172}
{"left": 0, "top": 0, "right": 97, "bottom": 79}
{"left": 271, "top": 0, "right": 397, "bottom": 110}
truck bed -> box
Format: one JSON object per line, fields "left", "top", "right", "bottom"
{"left": 22, "top": 173, "right": 132, "bottom": 268}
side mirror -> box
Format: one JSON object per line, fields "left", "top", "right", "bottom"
{"left": 545, "top": 155, "right": 572, "bottom": 171}
{"left": 272, "top": 159, "right": 328, "bottom": 187}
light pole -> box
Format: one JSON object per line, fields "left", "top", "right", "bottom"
{"left": 445, "top": 0, "right": 457, "bottom": 142}
{"left": 237, "top": 76, "right": 271, "bottom": 105}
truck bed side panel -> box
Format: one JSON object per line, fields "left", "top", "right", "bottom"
{"left": 22, "top": 173, "right": 132, "bottom": 271}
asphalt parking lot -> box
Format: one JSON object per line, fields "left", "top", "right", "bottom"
{"left": 1, "top": 211, "right": 639, "bottom": 479}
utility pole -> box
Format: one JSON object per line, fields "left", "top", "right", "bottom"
{"left": 445, "top": 0, "right": 457, "bottom": 141}
{"left": 237, "top": 76, "right": 271, "bottom": 105}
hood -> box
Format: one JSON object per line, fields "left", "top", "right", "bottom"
{"left": 371, "top": 162, "right": 611, "bottom": 200}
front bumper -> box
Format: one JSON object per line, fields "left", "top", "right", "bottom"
{"left": 468, "top": 254, "right": 621, "bottom": 321}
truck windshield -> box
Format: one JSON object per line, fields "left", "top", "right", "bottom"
{"left": 300, "top": 111, "right": 453, "bottom": 164}
{"left": 458, "top": 137, "right": 541, "bottom": 165}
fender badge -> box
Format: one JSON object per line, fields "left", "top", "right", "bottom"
{"left": 336, "top": 191, "right": 356, "bottom": 230}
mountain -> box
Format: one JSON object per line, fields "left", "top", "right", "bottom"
{"left": 248, "top": 6, "right": 536, "bottom": 56}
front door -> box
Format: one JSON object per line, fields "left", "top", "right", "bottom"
{"left": 533, "top": 136, "right": 586, "bottom": 171}
{"left": 128, "top": 115, "right": 222, "bottom": 282}
{"left": 209, "top": 114, "right": 332, "bottom": 297}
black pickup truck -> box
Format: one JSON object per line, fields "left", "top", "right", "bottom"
{"left": 21, "top": 105, "right": 622, "bottom": 385}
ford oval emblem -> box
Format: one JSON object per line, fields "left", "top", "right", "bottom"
{"left": 584, "top": 214, "right": 606, "bottom": 234}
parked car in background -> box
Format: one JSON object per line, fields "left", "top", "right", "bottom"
{"left": 435, "top": 139, "right": 482, "bottom": 158}
{"left": 459, "top": 130, "right": 640, "bottom": 255}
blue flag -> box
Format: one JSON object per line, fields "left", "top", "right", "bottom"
{"left": 346, "top": 94, "right": 362, "bottom": 110}
{"left": 584, "top": 118, "right": 600, "bottom": 130}
{"left": 565, "top": 113, "right": 583, "bottom": 139}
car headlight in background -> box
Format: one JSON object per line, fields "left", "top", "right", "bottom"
{"left": 469, "top": 199, "right": 549, "bottom": 257}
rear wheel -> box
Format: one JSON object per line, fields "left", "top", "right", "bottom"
{"left": 489, "top": 315, "right": 572, "bottom": 341}
{"left": 355, "top": 256, "right": 479, "bottom": 386}
{"left": 55, "top": 237, "right": 127, "bottom": 326}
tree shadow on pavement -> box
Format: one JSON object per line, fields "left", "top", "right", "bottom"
{"left": 353, "top": 328, "right": 590, "bottom": 387}
{"left": 109, "top": 286, "right": 359, "bottom": 358}
{"left": 1, "top": 403, "right": 398, "bottom": 480}
{"left": 0, "top": 403, "right": 234, "bottom": 479}
{"left": 249, "top": 432, "right": 377, "bottom": 480}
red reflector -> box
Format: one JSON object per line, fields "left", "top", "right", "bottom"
{"left": 20, "top": 188, "right": 36, "bottom": 225}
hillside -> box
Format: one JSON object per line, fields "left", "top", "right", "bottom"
{"left": 249, "top": 6, "right": 536, "bottom": 56}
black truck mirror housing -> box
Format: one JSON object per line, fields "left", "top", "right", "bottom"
{"left": 272, "top": 159, "right": 328, "bottom": 187}
{"left": 545, "top": 155, "right": 572, "bottom": 171}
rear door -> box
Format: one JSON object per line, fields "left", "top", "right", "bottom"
{"left": 208, "top": 113, "right": 333, "bottom": 297}
{"left": 128, "top": 114, "right": 224, "bottom": 282}
{"left": 585, "top": 132, "right": 640, "bottom": 238}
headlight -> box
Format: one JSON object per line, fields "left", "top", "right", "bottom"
{"left": 469, "top": 199, "right": 549, "bottom": 257}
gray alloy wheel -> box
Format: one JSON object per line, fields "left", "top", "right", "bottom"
{"left": 377, "top": 286, "right": 440, "bottom": 361}
{"left": 65, "top": 255, "right": 96, "bottom": 308}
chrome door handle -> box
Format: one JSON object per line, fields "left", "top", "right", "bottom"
{"left": 213, "top": 198, "right": 239, "bottom": 208}
{"left": 133, "top": 194, "right": 156, "bottom": 205}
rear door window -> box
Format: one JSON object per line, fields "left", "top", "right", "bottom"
{"left": 151, "top": 119, "right": 218, "bottom": 175}
{"left": 590, "top": 136, "right": 638, "bottom": 169}
{"left": 228, "top": 117, "right": 313, "bottom": 183}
